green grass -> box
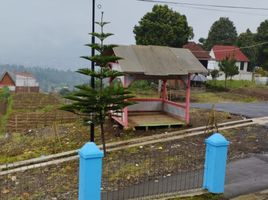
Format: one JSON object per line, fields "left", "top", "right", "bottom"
{"left": 206, "top": 80, "right": 256, "bottom": 90}
{"left": 169, "top": 193, "right": 227, "bottom": 200}
{"left": 40, "top": 104, "right": 59, "bottom": 112}
{"left": 191, "top": 91, "right": 256, "bottom": 103}
{"left": 0, "top": 121, "right": 90, "bottom": 163}
{"left": 0, "top": 95, "right": 13, "bottom": 136}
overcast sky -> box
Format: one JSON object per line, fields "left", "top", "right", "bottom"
{"left": 0, "top": 0, "right": 267, "bottom": 70}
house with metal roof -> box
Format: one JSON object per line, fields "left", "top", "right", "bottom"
{"left": 208, "top": 45, "right": 249, "bottom": 72}
{"left": 0, "top": 71, "right": 39, "bottom": 93}
{"left": 0, "top": 71, "right": 16, "bottom": 92}
{"left": 208, "top": 45, "right": 252, "bottom": 80}
{"left": 183, "top": 42, "right": 211, "bottom": 69}
{"left": 109, "top": 45, "right": 207, "bottom": 129}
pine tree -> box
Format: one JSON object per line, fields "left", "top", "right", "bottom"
{"left": 62, "top": 14, "right": 134, "bottom": 155}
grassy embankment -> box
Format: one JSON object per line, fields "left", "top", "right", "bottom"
{"left": 0, "top": 87, "right": 13, "bottom": 136}
{"left": 130, "top": 80, "right": 266, "bottom": 103}
{"left": 192, "top": 80, "right": 268, "bottom": 103}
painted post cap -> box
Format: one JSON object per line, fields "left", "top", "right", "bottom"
{"left": 79, "top": 142, "right": 104, "bottom": 159}
{"left": 205, "top": 133, "right": 230, "bottom": 147}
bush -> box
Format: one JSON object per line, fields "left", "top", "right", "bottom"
{"left": 205, "top": 81, "right": 228, "bottom": 92}
{"left": 210, "top": 69, "right": 220, "bottom": 80}
{"left": 129, "top": 80, "right": 153, "bottom": 91}
{"left": 0, "top": 87, "right": 10, "bottom": 101}
{"left": 255, "top": 67, "right": 268, "bottom": 77}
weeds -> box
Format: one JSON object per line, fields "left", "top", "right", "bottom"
{"left": 0, "top": 95, "right": 13, "bottom": 135}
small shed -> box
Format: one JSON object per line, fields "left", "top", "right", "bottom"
{"left": 109, "top": 45, "right": 207, "bottom": 129}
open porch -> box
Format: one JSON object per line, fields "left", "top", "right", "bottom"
{"left": 109, "top": 45, "right": 207, "bottom": 129}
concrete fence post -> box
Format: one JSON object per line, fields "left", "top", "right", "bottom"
{"left": 203, "top": 133, "right": 230, "bottom": 193}
{"left": 78, "top": 142, "right": 104, "bottom": 200}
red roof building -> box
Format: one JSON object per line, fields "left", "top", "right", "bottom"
{"left": 211, "top": 45, "right": 249, "bottom": 62}
{"left": 0, "top": 71, "right": 39, "bottom": 93}
{"left": 183, "top": 42, "right": 211, "bottom": 68}
{"left": 209, "top": 45, "right": 249, "bottom": 72}
{"left": 0, "top": 72, "right": 16, "bottom": 91}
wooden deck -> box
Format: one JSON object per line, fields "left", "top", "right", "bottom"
{"left": 128, "top": 111, "right": 184, "bottom": 129}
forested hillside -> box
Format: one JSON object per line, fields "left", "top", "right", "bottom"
{"left": 0, "top": 64, "right": 88, "bottom": 92}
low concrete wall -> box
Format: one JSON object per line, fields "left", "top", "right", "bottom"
{"left": 255, "top": 77, "right": 268, "bottom": 85}
{"left": 128, "top": 101, "right": 162, "bottom": 112}
{"left": 127, "top": 99, "right": 185, "bottom": 120}
{"left": 163, "top": 101, "right": 185, "bottom": 119}
{"left": 15, "top": 86, "right": 39, "bottom": 93}
{"left": 207, "top": 72, "right": 253, "bottom": 81}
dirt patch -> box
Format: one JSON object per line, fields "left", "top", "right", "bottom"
{"left": 0, "top": 125, "right": 267, "bottom": 199}
{"left": 0, "top": 108, "right": 242, "bottom": 164}
{"left": 0, "top": 122, "right": 91, "bottom": 163}
{"left": 189, "top": 108, "right": 241, "bottom": 128}
{"left": 231, "top": 87, "right": 268, "bottom": 101}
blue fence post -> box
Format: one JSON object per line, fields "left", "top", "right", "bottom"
{"left": 203, "top": 133, "right": 230, "bottom": 193}
{"left": 78, "top": 142, "right": 104, "bottom": 200}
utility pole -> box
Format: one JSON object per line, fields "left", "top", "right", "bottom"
{"left": 90, "top": 0, "right": 96, "bottom": 142}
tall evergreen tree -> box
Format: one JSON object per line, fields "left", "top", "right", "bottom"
{"left": 204, "top": 17, "right": 237, "bottom": 50}
{"left": 62, "top": 15, "right": 134, "bottom": 155}
{"left": 256, "top": 20, "right": 268, "bottom": 70}
{"left": 133, "top": 5, "right": 193, "bottom": 47}
{"left": 236, "top": 29, "right": 258, "bottom": 71}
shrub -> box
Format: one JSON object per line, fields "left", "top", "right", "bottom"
{"left": 0, "top": 87, "right": 10, "bottom": 102}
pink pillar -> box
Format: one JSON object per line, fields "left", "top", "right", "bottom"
{"left": 162, "top": 80, "right": 167, "bottom": 100}
{"left": 123, "top": 107, "right": 128, "bottom": 128}
{"left": 185, "top": 74, "right": 191, "bottom": 124}
{"left": 123, "top": 76, "right": 128, "bottom": 128}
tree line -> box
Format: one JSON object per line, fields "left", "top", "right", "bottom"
{"left": 133, "top": 5, "right": 268, "bottom": 71}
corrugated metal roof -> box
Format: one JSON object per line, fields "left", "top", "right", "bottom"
{"left": 113, "top": 45, "right": 207, "bottom": 76}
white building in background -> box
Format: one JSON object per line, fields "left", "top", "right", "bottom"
{"left": 14, "top": 72, "right": 39, "bottom": 93}
{"left": 0, "top": 71, "right": 39, "bottom": 93}
{"left": 207, "top": 45, "right": 252, "bottom": 81}
{"left": 15, "top": 72, "right": 39, "bottom": 87}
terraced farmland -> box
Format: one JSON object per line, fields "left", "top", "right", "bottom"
{"left": 5, "top": 93, "right": 79, "bottom": 133}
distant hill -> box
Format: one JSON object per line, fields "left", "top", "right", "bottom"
{"left": 0, "top": 64, "right": 88, "bottom": 92}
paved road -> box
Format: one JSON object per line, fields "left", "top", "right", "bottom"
{"left": 191, "top": 103, "right": 268, "bottom": 118}
{"left": 231, "top": 189, "right": 268, "bottom": 200}
{"left": 225, "top": 154, "right": 268, "bottom": 198}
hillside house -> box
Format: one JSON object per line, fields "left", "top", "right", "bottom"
{"left": 0, "top": 71, "right": 39, "bottom": 93}
{"left": 15, "top": 72, "right": 39, "bottom": 93}
{"left": 183, "top": 42, "right": 211, "bottom": 68}
{"left": 0, "top": 72, "right": 16, "bottom": 91}
{"left": 208, "top": 45, "right": 252, "bottom": 80}
{"left": 109, "top": 45, "right": 207, "bottom": 128}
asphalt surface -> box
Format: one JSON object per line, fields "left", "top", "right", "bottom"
{"left": 225, "top": 154, "right": 268, "bottom": 198}
{"left": 191, "top": 103, "right": 268, "bottom": 118}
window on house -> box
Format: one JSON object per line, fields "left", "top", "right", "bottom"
{"left": 240, "top": 62, "right": 245, "bottom": 71}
